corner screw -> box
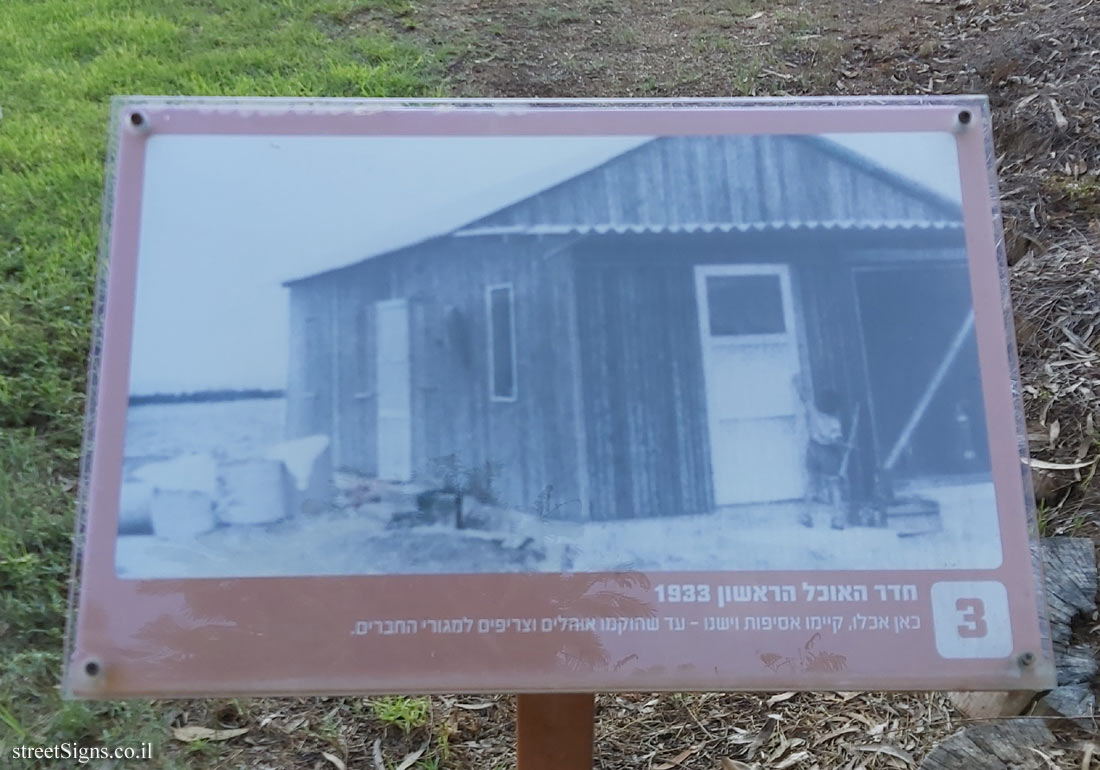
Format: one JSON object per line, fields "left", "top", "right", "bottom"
{"left": 1017, "top": 651, "right": 1035, "bottom": 667}
{"left": 953, "top": 109, "right": 973, "bottom": 134}
{"left": 129, "top": 111, "right": 151, "bottom": 134}
{"left": 83, "top": 658, "right": 103, "bottom": 678}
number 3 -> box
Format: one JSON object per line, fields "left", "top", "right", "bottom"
{"left": 956, "top": 598, "right": 987, "bottom": 638}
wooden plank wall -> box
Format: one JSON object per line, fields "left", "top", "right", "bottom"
{"left": 573, "top": 246, "right": 713, "bottom": 521}
{"left": 284, "top": 228, "right": 971, "bottom": 522}
{"left": 336, "top": 289, "right": 375, "bottom": 474}
{"left": 285, "top": 235, "right": 584, "bottom": 518}
{"left": 570, "top": 231, "right": 963, "bottom": 521}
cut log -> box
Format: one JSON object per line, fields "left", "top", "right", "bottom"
{"left": 1037, "top": 538, "right": 1098, "bottom": 726}
{"left": 945, "top": 691, "right": 1036, "bottom": 720}
{"left": 919, "top": 719, "right": 1055, "bottom": 770}
{"left": 1034, "top": 683, "right": 1096, "bottom": 728}
{"left": 947, "top": 536, "right": 1096, "bottom": 720}
{"left": 1056, "top": 643, "right": 1098, "bottom": 686}
{"left": 1041, "top": 536, "right": 1097, "bottom": 656}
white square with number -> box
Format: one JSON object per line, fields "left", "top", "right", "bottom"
{"left": 930, "top": 581, "right": 1012, "bottom": 659}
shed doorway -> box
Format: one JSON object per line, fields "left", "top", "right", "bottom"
{"left": 375, "top": 299, "right": 412, "bottom": 481}
{"left": 695, "top": 264, "right": 807, "bottom": 505}
{"left": 854, "top": 264, "right": 989, "bottom": 482}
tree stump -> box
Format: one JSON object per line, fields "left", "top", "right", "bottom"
{"left": 1036, "top": 536, "right": 1097, "bottom": 723}
{"left": 937, "top": 537, "right": 1097, "bottom": 763}
{"left": 920, "top": 719, "right": 1056, "bottom": 770}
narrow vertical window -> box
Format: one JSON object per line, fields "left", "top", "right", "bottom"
{"left": 487, "top": 284, "right": 516, "bottom": 401}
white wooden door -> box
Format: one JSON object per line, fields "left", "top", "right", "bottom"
{"left": 376, "top": 299, "right": 412, "bottom": 481}
{"left": 695, "top": 265, "right": 806, "bottom": 505}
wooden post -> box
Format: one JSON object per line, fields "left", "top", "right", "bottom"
{"left": 516, "top": 693, "right": 594, "bottom": 770}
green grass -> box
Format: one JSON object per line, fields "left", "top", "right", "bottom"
{"left": 0, "top": 0, "right": 441, "bottom": 764}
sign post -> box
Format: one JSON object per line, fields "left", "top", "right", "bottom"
{"left": 516, "top": 694, "right": 595, "bottom": 770}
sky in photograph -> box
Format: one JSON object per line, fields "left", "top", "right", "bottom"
{"left": 128, "top": 130, "right": 963, "bottom": 394}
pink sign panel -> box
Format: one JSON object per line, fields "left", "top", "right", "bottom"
{"left": 66, "top": 97, "right": 1054, "bottom": 697}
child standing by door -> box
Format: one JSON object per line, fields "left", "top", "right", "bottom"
{"left": 795, "top": 377, "right": 848, "bottom": 529}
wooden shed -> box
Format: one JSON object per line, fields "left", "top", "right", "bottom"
{"left": 284, "top": 135, "right": 989, "bottom": 522}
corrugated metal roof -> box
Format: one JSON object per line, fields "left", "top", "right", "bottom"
{"left": 454, "top": 220, "right": 965, "bottom": 237}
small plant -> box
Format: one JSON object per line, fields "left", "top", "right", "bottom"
{"left": 532, "top": 484, "right": 576, "bottom": 520}
{"left": 1069, "top": 510, "right": 1089, "bottom": 535}
{"left": 427, "top": 454, "right": 464, "bottom": 495}
{"left": 424, "top": 713, "right": 461, "bottom": 767}
{"left": 1035, "top": 499, "right": 1051, "bottom": 536}
{"left": 436, "top": 727, "right": 452, "bottom": 761}
{"left": 186, "top": 738, "right": 216, "bottom": 757}
{"left": 370, "top": 696, "right": 430, "bottom": 734}
{"left": 0, "top": 702, "right": 27, "bottom": 739}
{"left": 314, "top": 705, "right": 345, "bottom": 743}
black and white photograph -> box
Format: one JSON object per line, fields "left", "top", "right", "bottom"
{"left": 115, "top": 129, "right": 1002, "bottom": 578}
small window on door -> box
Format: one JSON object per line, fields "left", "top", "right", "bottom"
{"left": 487, "top": 284, "right": 516, "bottom": 400}
{"left": 705, "top": 274, "right": 786, "bottom": 336}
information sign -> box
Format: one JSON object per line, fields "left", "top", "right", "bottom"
{"left": 66, "top": 97, "right": 1054, "bottom": 697}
